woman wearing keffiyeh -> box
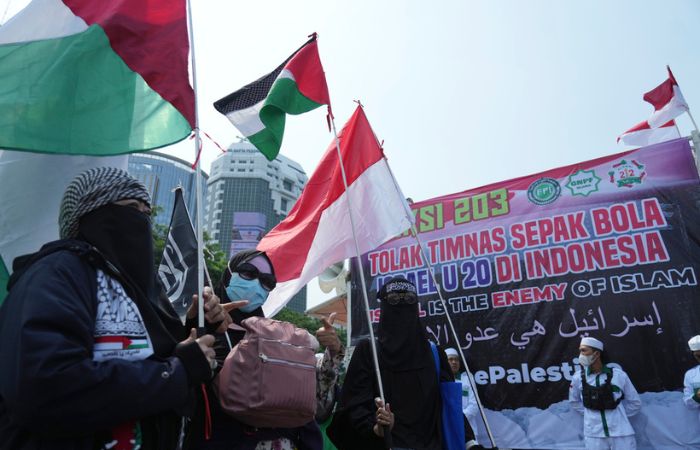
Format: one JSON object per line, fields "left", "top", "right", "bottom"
{"left": 0, "top": 167, "right": 228, "bottom": 450}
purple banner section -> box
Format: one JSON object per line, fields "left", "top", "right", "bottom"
{"left": 351, "top": 139, "right": 700, "bottom": 449}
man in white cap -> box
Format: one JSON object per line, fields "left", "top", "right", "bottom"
{"left": 569, "top": 337, "right": 641, "bottom": 449}
{"left": 683, "top": 335, "right": 700, "bottom": 423}
{"left": 445, "top": 347, "right": 479, "bottom": 430}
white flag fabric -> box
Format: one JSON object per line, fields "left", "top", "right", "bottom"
{"left": 0, "top": 152, "right": 127, "bottom": 277}
{"left": 618, "top": 120, "right": 680, "bottom": 147}
{"left": 619, "top": 66, "right": 688, "bottom": 146}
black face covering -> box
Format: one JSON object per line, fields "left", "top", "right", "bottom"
{"left": 78, "top": 203, "right": 182, "bottom": 356}
{"left": 79, "top": 203, "right": 155, "bottom": 297}
{"left": 377, "top": 278, "right": 431, "bottom": 370}
{"left": 378, "top": 301, "right": 432, "bottom": 370}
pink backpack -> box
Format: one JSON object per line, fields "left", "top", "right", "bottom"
{"left": 217, "top": 316, "right": 318, "bottom": 428}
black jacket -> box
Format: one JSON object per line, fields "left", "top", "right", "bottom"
{"left": 0, "top": 240, "right": 208, "bottom": 450}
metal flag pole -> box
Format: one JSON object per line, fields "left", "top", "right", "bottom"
{"left": 384, "top": 163, "right": 497, "bottom": 448}
{"left": 671, "top": 68, "right": 700, "bottom": 173}
{"left": 202, "top": 260, "right": 234, "bottom": 350}
{"left": 330, "top": 112, "right": 392, "bottom": 448}
{"left": 691, "top": 129, "right": 700, "bottom": 174}
{"left": 346, "top": 276, "right": 352, "bottom": 349}
{"left": 185, "top": 0, "right": 205, "bottom": 330}
{"left": 683, "top": 107, "right": 700, "bottom": 171}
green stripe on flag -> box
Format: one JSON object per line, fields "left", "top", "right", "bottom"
{"left": 0, "top": 256, "right": 9, "bottom": 307}
{"left": 252, "top": 78, "right": 324, "bottom": 160}
{"left": 248, "top": 125, "right": 285, "bottom": 161}
{"left": 265, "top": 78, "right": 324, "bottom": 115}
{"left": 0, "top": 25, "right": 191, "bottom": 155}
{"left": 127, "top": 343, "right": 150, "bottom": 350}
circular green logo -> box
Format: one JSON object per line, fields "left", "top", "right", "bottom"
{"left": 527, "top": 178, "right": 561, "bottom": 205}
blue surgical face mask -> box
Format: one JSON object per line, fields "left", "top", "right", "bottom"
{"left": 226, "top": 273, "right": 269, "bottom": 312}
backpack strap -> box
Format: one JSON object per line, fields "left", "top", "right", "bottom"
{"left": 605, "top": 367, "right": 625, "bottom": 406}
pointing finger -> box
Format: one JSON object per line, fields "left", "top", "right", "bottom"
{"left": 222, "top": 300, "right": 249, "bottom": 312}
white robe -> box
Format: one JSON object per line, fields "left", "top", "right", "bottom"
{"left": 459, "top": 371, "right": 479, "bottom": 425}
{"left": 569, "top": 365, "right": 641, "bottom": 438}
{"left": 683, "top": 365, "right": 700, "bottom": 424}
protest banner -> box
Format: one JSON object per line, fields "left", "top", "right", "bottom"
{"left": 350, "top": 138, "right": 700, "bottom": 448}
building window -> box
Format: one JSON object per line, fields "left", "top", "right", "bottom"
{"left": 281, "top": 198, "right": 288, "bottom": 211}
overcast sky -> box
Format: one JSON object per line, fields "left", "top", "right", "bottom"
{"left": 3, "top": 0, "right": 699, "bottom": 309}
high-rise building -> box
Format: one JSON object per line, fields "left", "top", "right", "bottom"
{"left": 128, "top": 152, "right": 208, "bottom": 227}
{"left": 204, "top": 139, "right": 308, "bottom": 312}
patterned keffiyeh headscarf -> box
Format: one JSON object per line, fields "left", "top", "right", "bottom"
{"left": 59, "top": 167, "right": 151, "bottom": 239}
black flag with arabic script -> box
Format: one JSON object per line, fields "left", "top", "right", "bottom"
{"left": 158, "top": 187, "right": 198, "bottom": 322}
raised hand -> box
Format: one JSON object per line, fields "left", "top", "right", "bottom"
{"left": 188, "top": 287, "right": 248, "bottom": 333}
{"left": 316, "top": 312, "right": 341, "bottom": 355}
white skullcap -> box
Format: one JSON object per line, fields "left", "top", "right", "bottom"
{"left": 580, "top": 337, "right": 604, "bottom": 351}
{"left": 688, "top": 335, "right": 700, "bottom": 351}
{"left": 445, "top": 348, "right": 459, "bottom": 357}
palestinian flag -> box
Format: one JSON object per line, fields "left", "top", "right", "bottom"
{"left": 0, "top": 0, "right": 194, "bottom": 155}
{"left": 94, "top": 336, "right": 151, "bottom": 351}
{"left": 93, "top": 335, "right": 154, "bottom": 362}
{"left": 214, "top": 35, "right": 331, "bottom": 161}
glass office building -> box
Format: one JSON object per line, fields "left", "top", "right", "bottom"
{"left": 128, "top": 152, "right": 208, "bottom": 227}
{"left": 204, "top": 140, "right": 308, "bottom": 312}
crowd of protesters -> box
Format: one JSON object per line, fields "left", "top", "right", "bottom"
{"left": 0, "top": 167, "right": 698, "bottom": 450}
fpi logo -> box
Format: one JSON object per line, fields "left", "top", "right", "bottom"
{"left": 566, "top": 169, "right": 601, "bottom": 197}
{"left": 527, "top": 178, "right": 561, "bottom": 205}
{"left": 608, "top": 159, "right": 646, "bottom": 188}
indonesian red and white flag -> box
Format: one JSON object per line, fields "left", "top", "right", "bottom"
{"left": 618, "top": 120, "right": 680, "bottom": 147}
{"left": 619, "top": 66, "right": 688, "bottom": 146}
{"left": 258, "top": 106, "right": 413, "bottom": 316}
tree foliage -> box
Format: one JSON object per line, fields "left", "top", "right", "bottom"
{"left": 275, "top": 308, "right": 323, "bottom": 336}
{"left": 275, "top": 307, "right": 348, "bottom": 349}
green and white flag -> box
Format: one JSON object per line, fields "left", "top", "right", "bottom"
{"left": 0, "top": 0, "right": 193, "bottom": 297}
{"left": 0, "top": 0, "right": 194, "bottom": 155}
{"left": 0, "top": 151, "right": 128, "bottom": 302}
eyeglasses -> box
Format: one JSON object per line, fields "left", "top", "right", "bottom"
{"left": 232, "top": 262, "right": 277, "bottom": 291}
{"left": 384, "top": 292, "right": 418, "bottom": 305}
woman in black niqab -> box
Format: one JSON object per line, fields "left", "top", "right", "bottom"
{"left": 328, "top": 276, "right": 449, "bottom": 450}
